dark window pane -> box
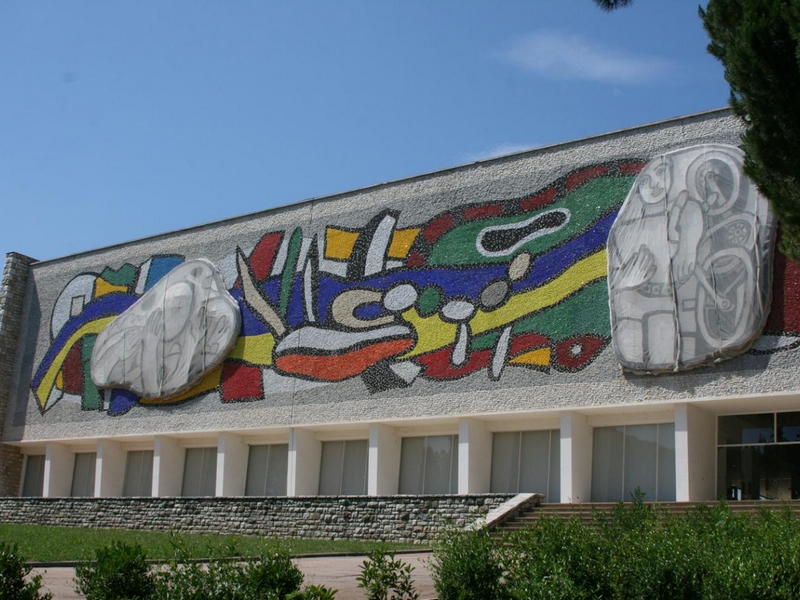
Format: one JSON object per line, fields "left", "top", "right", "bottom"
{"left": 778, "top": 412, "right": 800, "bottom": 443}
{"left": 718, "top": 445, "right": 773, "bottom": 500}
{"left": 718, "top": 414, "right": 774, "bottom": 445}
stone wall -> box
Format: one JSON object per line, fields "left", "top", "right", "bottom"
{"left": 0, "top": 253, "right": 36, "bottom": 496}
{"left": 0, "top": 494, "right": 515, "bottom": 543}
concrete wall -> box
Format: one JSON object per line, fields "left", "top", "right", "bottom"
{"left": 0, "top": 495, "right": 513, "bottom": 543}
{"left": 4, "top": 109, "right": 800, "bottom": 463}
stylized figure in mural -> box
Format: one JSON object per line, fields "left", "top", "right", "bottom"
{"left": 607, "top": 144, "right": 776, "bottom": 373}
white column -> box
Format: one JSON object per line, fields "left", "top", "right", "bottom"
{"left": 287, "top": 428, "right": 321, "bottom": 496}
{"left": 43, "top": 443, "right": 74, "bottom": 497}
{"left": 153, "top": 436, "right": 184, "bottom": 497}
{"left": 217, "top": 433, "right": 248, "bottom": 496}
{"left": 368, "top": 424, "right": 401, "bottom": 495}
{"left": 675, "top": 403, "right": 716, "bottom": 502}
{"left": 96, "top": 440, "right": 125, "bottom": 497}
{"left": 458, "top": 418, "right": 492, "bottom": 494}
{"left": 560, "top": 412, "right": 593, "bottom": 503}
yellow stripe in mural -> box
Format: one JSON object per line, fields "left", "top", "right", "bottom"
{"left": 35, "top": 316, "right": 116, "bottom": 409}
{"left": 228, "top": 333, "right": 275, "bottom": 366}
{"left": 399, "top": 309, "right": 457, "bottom": 358}
{"left": 401, "top": 250, "right": 608, "bottom": 358}
{"left": 94, "top": 279, "right": 128, "bottom": 298}
{"left": 510, "top": 347, "right": 552, "bottom": 367}
{"left": 139, "top": 365, "right": 222, "bottom": 405}
{"left": 470, "top": 250, "right": 608, "bottom": 335}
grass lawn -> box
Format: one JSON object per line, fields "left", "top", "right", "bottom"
{"left": 0, "top": 523, "right": 424, "bottom": 563}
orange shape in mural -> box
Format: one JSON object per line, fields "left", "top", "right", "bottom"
{"left": 275, "top": 339, "right": 414, "bottom": 381}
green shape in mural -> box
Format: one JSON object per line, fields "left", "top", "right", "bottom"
{"left": 99, "top": 263, "right": 138, "bottom": 288}
{"left": 279, "top": 228, "right": 304, "bottom": 317}
{"left": 417, "top": 286, "right": 443, "bottom": 317}
{"left": 427, "top": 177, "right": 634, "bottom": 266}
{"left": 511, "top": 280, "right": 611, "bottom": 342}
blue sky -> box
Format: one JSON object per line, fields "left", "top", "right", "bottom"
{"left": 1, "top": 0, "right": 729, "bottom": 263}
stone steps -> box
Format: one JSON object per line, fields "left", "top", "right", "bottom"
{"left": 490, "top": 500, "right": 800, "bottom": 536}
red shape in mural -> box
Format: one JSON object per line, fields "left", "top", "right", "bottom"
{"left": 519, "top": 187, "right": 557, "bottom": 212}
{"left": 566, "top": 165, "right": 610, "bottom": 191}
{"left": 553, "top": 335, "right": 609, "bottom": 371}
{"left": 221, "top": 361, "right": 263, "bottom": 401}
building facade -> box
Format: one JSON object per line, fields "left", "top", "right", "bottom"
{"left": 2, "top": 108, "right": 799, "bottom": 505}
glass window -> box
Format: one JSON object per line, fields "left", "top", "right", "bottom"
{"left": 591, "top": 426, "right": 624, "bottom": 502}
{"left": 778, "top": 412, "right": 800, "bottom": 443}
{"left": 319, "top": 440, "right": 368, "bottom": 495}
{"left": 490, "top": 430, "right": 560, "bottom": 502}
{"left": 657, "top": 423, "right": 676, "bottom": 501}
{"left": 182, "top": 447, "right": 217, "bottom": 497}
{"left": 718, "top": 445, "right": 800, "bottom": 501}
{"left": 245, "top": 444, "right": 288, "bottom": 496}
{"left": 718, "top": 412, "right": 800, "bottom": 500}
{"left": 71, "top": 452, "right": 97, "bottom": 497}
{"left": 123, "top": 450, "right": 153, "bottom": 497}
{"left": 21, "top": 455, "right": 45, "bottom": 497}
{"left": 718, "top": 413, "right": 774, "bottom": 445}
{"left": 398, "top": 435, "right": 458, "bottom": 495}
{"left": 398, "top": 437, "right": 425, "bottom": 494}
{"left": 592, "top": 424, "right": 675, "bottom": 502}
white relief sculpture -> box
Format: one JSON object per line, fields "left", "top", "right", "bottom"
{"left": 607, "top": 144, "right": 776, "bottom": 373}
{"left": 91, "top": 259, "right": 241, "bottom": 399}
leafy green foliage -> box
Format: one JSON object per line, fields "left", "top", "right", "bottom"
{"left": 71, "top": 537, "right": 341, "bottom": 600}
{"left": 0, "top": 542, "right": 52, "bottom": 600}
{"left": 430, "top": 501, "right": 800, "bottom": 600}
{"left": 431, "top": 529, "right": 509, "bottom": 600}
{"left": 286, "top": 584, "right": 338, "bottom": 600}
{"left": 73, "top": 540, "right": 154, "bottom": 600}
{"left": 356, "top": 547, "right": 419, "bottom": 600}
{"left": 701, "top": 0, "right": 800, "bottom": 260}
{"left": 151, "top": 540, "right": 304, "bottom": 600}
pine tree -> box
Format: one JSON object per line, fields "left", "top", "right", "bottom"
{"left": 594, "top": 0, "right": 633, "bottom": 11}
{"left": 701, "top": 0, "right": 800, "bottom": 260}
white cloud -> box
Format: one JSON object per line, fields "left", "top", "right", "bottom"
{"left": 464, "top": 143, "right": 537, "bottom": 163}
{"left": 498, "top": 30, "right": 673, "bottom": 84}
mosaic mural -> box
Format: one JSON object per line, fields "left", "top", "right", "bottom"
{"left": 608, "top": 145, "right": 777, "bottom": 373}
{"left": 30, "top": 148, "right": 797, "bottom": 416}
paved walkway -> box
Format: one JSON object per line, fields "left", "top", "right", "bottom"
{"left": 32, "top": 552, "right": 436, "bottom": 600}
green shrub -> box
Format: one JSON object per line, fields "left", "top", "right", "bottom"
{"left": 286, "top": 584, "right": 338, "bottom": 600}
{"left": 73, "top": 540, "right": 153, "bottom": 600}
{"left": 356, "top": 547, "right": 418, "bottom": 600}
{"left": 501, "top": 517, "right": 609, "bottom": 600}
{"left": 430, "top": 529, "right": 508, "bottom": 600}
{"left": 0, "top": 542, "right": 52, "bottom": 600}
{"left": 240, "top": 547, "right": 305, "bottom": 599}
{"left": 151, "top": 540, "right": 304, "bottom": 600}
{"left": 430, "top": 502, "right": 800, "bottom": 600}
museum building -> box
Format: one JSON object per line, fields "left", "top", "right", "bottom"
{"left": 2, "top": 108, "right": 799, "bottom": 507}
